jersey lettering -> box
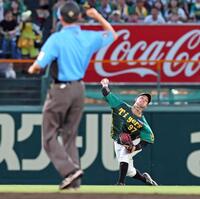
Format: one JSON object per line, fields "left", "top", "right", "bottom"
{"left": 118, "top": 108, "right": 126, "bottom": 115}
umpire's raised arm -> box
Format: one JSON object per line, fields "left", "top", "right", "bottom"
{"left": 86, "top": 9, "right": 118, "bottom": 41}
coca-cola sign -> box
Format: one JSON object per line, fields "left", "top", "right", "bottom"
{"left": 82, "top": 25, "right": 200, "bottom": 83}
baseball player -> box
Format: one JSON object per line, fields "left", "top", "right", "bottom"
{"left": 100, "top": 78, "right": 158, "bottom": 186}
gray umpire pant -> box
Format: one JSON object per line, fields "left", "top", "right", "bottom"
{"left": 42, "top": 81, "right": 85, "bottom": 179}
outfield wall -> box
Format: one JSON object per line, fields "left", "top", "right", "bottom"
{"left": 0, "top": 106, "right": 199, "bottom": 185}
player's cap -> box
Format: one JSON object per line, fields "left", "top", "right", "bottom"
{"left": 60, "top": 1, "right": 80, "bottom": 23}
{"left": 137, "top": 93, "right": 151, "bottom": 104}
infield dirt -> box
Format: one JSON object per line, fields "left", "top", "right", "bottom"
{"left": 0, "top": 193, "right": 199, "bottom": 199}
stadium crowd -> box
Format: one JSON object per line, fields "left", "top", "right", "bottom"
{"left": 0, "top": 0, "right": 199, "bottom": 60}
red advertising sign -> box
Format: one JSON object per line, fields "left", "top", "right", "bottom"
{"left": 82, "top": 25, "right": 200, "bottom": 83}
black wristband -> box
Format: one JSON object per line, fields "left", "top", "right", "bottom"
{"left": 101, "top": 86, "right": 110, "bottom": 96}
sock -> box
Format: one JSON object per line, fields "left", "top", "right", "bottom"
{"left": 133, "top": 169, "right": 146, "bottom": 183}
{"left": 117, "top": 162, "right": 128, "bottom": 184}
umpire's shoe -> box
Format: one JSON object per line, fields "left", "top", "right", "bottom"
{"left": 143, "top": 172, "right": 158, "bottom": 186}
{"left": 59, "top": 169, "right": 83, "bottom": 190}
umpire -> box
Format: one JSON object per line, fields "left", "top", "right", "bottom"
{"left": 28, "top": 1, "right": 118, "bottom": 190}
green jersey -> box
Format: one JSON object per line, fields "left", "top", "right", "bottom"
{"left": 104, "top": 92, "right": 154, "bottom": 144}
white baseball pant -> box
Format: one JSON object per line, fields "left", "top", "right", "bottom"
{"left": 114, "top": 138, "right": 142, "bottom": 177}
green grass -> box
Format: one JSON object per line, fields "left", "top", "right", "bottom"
{"left": 0, "top": 185, "right": 199, "bottom": 195}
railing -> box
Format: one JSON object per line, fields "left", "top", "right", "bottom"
{"left": 90, "top": 59, "right": 200, "bottom": 104}
{"left": 0, "top": 59, "right": 199, "bottom": 105}
{"left": 0, "top": 59, "right": 34, "bottom": 63}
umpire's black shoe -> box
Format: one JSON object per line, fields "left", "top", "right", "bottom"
{"left": 143, "top": 172, "right": 158, "bottom": 186}
{"left": 67, "top": 178, "right": 81, "bottom": 190}
{"left": 59, "top": 169, "right": 83, "bottom": 190}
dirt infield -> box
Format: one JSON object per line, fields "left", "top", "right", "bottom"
{"left": 0, "top": 193, "right": 199, "bottom": 199}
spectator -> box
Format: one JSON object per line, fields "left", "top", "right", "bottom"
{"left": 109, "top": 10, "right": 124, "bottom": 23}
{"left": 154, "top": 0, "right": 165, "bottom": 17}
{"left": 135, "top": 0, "right": 148, "bottom": 21}
{"left": 97, "top": 0, "right": 112, "bottom": 20}
{"left": 186, "top": 0, "right": 196, "bottom": 12}
{"left": 10, "top": 0, "right": 22, "bottom": 22}
{"left": 4, "top": 0, "right": 26, "bottom": 22}
{"left": 127, "top": 12, "right": 140, "bottom": 23}
{"left": 115, "top": 0, "right": 131, "bottom": 21}
{"left": 190, "top": 0, "right": 200, "bottom": 22}
{"left": 36, "top": 3, "right": 50, "bottom": 30}
{"left": 167, "top": 10, "right": 183, "bottom": 23}
{"left": 36, "top": 1, "right": 51, "bottom": 42}
{"left": 126, "top": 0, "right": 135, "bottom": 6}
{"left": 39, "top": 0, "right": 49, "bottom": 6}
{"left": 83, "top": 0, "right": 100, "bottom": 9}
{"left": 0, "top": 10, "right": 20, "bottom": 58}
{"left": 143, "top": 0, "right": 153, "bottom": 13}
{"left": 144, "top": 6, "right": 165, "bottom": 23}
{"left": 165, "top": 0, "right": 188, "bottom": 22}
{"left": 52, "top": 0, "right": 66, "bottom": 32}
{"left": 178, "top": 0, "right": 190, "bottom": 17}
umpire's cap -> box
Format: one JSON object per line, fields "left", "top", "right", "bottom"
{"left": 60, "top": 1, "right": 80, "bottom": 23}
{"left": 137, "top": 93, "right": 151, "bottom": 104}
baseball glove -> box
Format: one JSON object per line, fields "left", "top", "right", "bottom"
{"left": 119, "top": 133, "right": 134, "bottom": 153}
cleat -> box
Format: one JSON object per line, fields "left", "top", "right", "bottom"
{"left": 143, "top": 172, "right": 158, "bottom": 186}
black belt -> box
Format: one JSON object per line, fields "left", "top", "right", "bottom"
{"left": 53, "top": 79, "right": 82, "bottom": 84}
